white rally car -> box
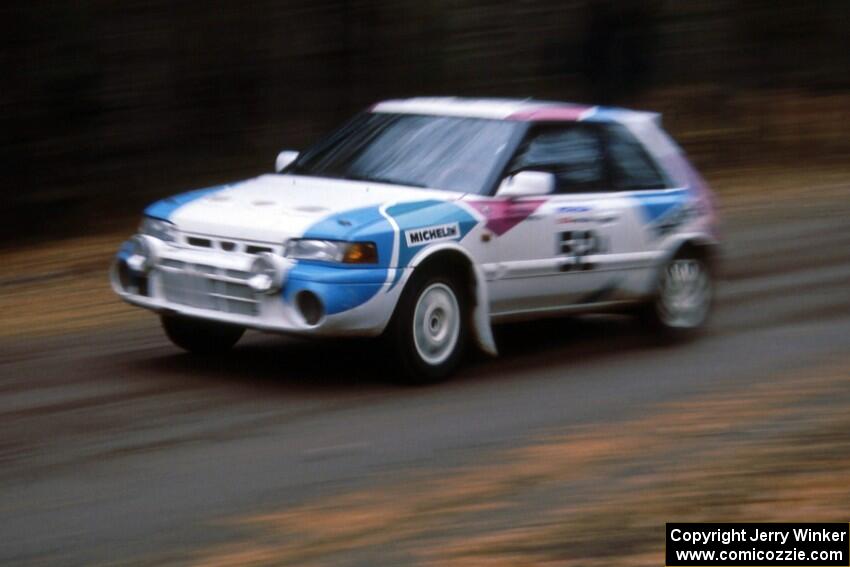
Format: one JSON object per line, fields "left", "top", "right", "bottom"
{"left": 112, "top": 97, "right": 718, "bottom": 382}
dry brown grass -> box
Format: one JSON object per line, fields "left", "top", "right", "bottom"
{"left": 0, "top": 233, "right": 146, "bottom": 338}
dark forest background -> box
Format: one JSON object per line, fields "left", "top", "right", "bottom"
{"left": 2, "top": 0, "right": 849, "bottom": 242}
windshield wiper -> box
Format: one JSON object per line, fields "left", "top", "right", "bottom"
{"left": 343, "top": 173, "right": 428, "bottom": 188}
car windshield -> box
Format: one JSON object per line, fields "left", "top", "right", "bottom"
{"left": 287, "top": 113, "right": 519, "bottom": 194}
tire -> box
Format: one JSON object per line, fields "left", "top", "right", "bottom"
{"left": 161, "top": 315, "right": 245, "bottom": 354}
{"left": 638, "top": 250, "right": 714, "bottom": 341}
{"left": 387, "top": 270, "right": 468, "bottom": 384}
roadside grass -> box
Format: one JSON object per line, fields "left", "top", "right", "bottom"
{"left": 0, "top": 233, "right": 145, "bottom": 338}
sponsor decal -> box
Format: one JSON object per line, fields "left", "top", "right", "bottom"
{"left": 557, "top": 215, "right": 597, "bottom": 224}
{"left": 386, "top": 200, "right": 479, "bottom": 291}
{"left": 555, "top": 205, "right": 596, "bottom": 224}
{"left": 404, "top": 222, "right": 461, "bottom": 246}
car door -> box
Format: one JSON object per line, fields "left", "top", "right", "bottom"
{"left": 599, "top": 122, "right": 683, "bottom": 297}
{"left": 486, "top": 123, "right": 645, "bottom": 316}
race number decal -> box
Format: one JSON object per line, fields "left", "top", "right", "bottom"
{"left": 559, "top": 230, "right": 605, "bottom": 271}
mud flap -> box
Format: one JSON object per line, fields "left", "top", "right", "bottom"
{"left": 472, "top": 264, "right": 498, "bottom": 356}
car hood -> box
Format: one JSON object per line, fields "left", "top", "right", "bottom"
{"left": 153, "top": 174, "right": 464, "bottom": 243}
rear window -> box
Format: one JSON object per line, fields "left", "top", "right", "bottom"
{"left": 604, "top": 124, "right": 669, "bottom": 191}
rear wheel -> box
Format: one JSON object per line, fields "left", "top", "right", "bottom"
{"left": 639, "top": 251, "right": 713, "bottom": 340}
{"left": 161, "top": 315, "right": 245, "bottom": 354}
{"left": 388, "top": 271, "right": 468, "bottom": 384}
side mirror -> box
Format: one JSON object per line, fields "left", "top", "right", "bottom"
{"left": 496, "top": 171, "right": 555, "bottom": 198}
{"left": 275, "top": 150, "right": 300, "bottom": 173}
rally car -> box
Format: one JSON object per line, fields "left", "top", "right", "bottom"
{"left": 111, "top": 97, "right": 718, "bottom": 382}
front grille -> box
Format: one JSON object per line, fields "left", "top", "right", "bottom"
{"left": 245, "top": 244, "right": 274, "bottom": 255}
{"left": 187, "top": 237, "right": 213, "bottom": 248}
{"left": 181, "top": 234, "right": 282, "bottom": 255}
{"left": 158, "top": 260, "right": 258, "bottom": 316}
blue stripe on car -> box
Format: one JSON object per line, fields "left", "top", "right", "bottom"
{"left": 144, "top": 183, "right": 232, "bottom": 220}
{"left": 285, "top": 205, "right": 394, "bottom": 315}
{"left": 116, "top": 240, "right": 134, "bottom": 261}
{"left": 284, "top": 265, "right": 387, "bottom": 316}
{"left": 582, "top": 106, "right": 628, "bottom": 123}
{"left": 283, "top": 200, "right": 479, "bottom": 315}
{"left": 300, "top": 205, "right": 396, "bottom": 268}
{"left": 629, "top": 188, "right": 689, "bottom": 224}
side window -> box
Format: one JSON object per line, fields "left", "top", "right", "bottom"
{"left": 605, "top": 124, "right": 668, "bottom": 191}
{"left": 508, "top": 125, "right": 606, "bottom": 193}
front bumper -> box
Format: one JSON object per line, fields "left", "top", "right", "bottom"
{"left": 110, "top": 237, "right": 401, "bottom": 337}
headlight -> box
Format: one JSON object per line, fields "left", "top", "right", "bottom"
{"left": 125, "top": 235, "right": 156, "bottom": 273}
{"left": 284, "top": 239, "right": 378, "bottom": 264}
{"left": 139, "top": 217, "right": 177, "bottom": 243}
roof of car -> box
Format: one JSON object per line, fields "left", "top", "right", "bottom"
{"left": 371, "top": 97, "right": 659, "bottom": 124}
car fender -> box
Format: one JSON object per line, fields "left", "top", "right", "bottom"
{"left": 661, "top": 232, "right": 721, "bottom": 268}
{"left": 406, "top": 242, "right": 498, "bottom": 357}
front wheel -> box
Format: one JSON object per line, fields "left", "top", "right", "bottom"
{"left": 639, "top": 252, "right": 713, "bottom": 341}
{"left": 161, "top": 315, "right": 245, "bottom": 354}
{"left": 388, "top": 272, "right": 468, "bottom": 384}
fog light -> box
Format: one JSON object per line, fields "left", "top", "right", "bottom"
{"left": 248, "top": 273, "right": 273, "bottom": 293}
{"left": 249, "top": 252, "right": 287, "bottom": 294}
{"left": 127, "top": 235, "right": 155, "bottom": 273}
{"left": 126, "top": 254, "right": 147, "bottom": 272}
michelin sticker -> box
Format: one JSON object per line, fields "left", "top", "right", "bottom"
{"left": 404, "top": 222, "right": 461, "bottom": 246}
